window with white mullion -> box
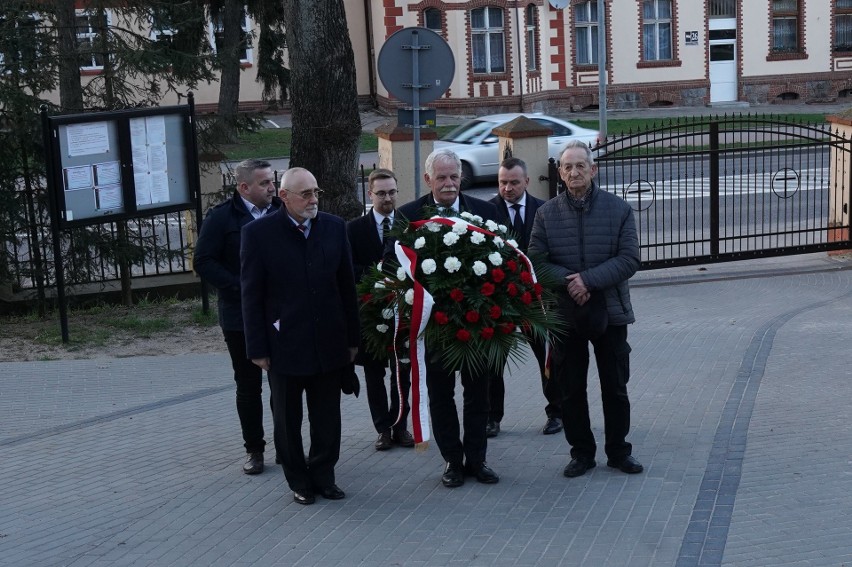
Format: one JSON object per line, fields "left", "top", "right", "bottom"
{"left": 642, "top": 0, "right": 672, "bottom": 61}
{"left": 76, "top": 9, "right": 110, "bottom": 70}
{"left": 471, "top": 7, "right": 505, "bottom": 74}
{"left": 210, "top": 6, "right": 252, "bottom": 64}
{"left": 836, "top": 0, "right": 852, "bottom": 52}
{"left": 574, "top": 1, "right": 599, "bottom": 65}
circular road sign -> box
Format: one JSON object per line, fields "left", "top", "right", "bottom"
{"left": 377, "top": 27, "right": 455, "bottom": 106}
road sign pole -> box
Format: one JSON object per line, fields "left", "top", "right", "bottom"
{"left": 412, "top": 31, "right": 421, "bottom": 199}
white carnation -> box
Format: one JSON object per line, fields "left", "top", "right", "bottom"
{"left": 396, "top": 267, "right": 407, "bottom": 281}
{"left": 382, "top": 308, "right": 395, "bottom": 320}
{"left": 414, "top": 236, "right": 426, "bottom": 249}
{"left": 460, "top": 211, "right": 474, "bottom": 220}
{"left": 472, "top": 261, "right": 487, "bottom": 276}
{"left": 485, "top": 220, "right": 499, "bottom": 231}
{"left": 493, "top": 236, "right": 505, "bottom": 248}
{"left": 444, "top": 256, "right": 462, "bottom": 273}
{"left": 421, "top": 259, "right": 437, "bottom": 275}
{"left": 376, "top": 324, "right": 389, "bottom": 333}
{"left": 506, "top": 239, "right": 519, "bottom": 248}
{"left": 426, "top": 222, "right": 442, "bottom": 232}
{"left": 497, "top": 224, "right": 508, "bottom": 233}
{"left": 443, "top": 232, "right": 460, "bottom": 246}
{"left": 488, "top": 252, "right": 503, "bottom": 266}
{"left": 404, "top": 289, "right": 415, "bottom": 305}
{"left": 374, "top": 281, "right": 386, "bottom": 289}
{"left": 451, "top": 221, "right": 467, "bottom": 234}
{"left": 470, "top": 232, "right": 486, "bottom": 244}
{"left": 471, "top": 214, "right": 484, "bottom": 223}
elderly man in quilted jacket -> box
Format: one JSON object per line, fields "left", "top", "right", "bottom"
{"left": 529, "top": 140, "right": 644, "bottom": 479}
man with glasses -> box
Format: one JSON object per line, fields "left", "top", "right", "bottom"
{"left": 529, "top": 140, "right": 643, "bottom": 479}
{"left": 194, "top": 158, "right": 280, "bottom": 476}
{"left": 241, "top": 167, "right": 360, "bottom": 505}
{"left": 347, "top": 169, "right": 415, "bottom": 451}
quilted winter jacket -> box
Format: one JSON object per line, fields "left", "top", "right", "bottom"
{"left": 528, "top": 184, "right": 640, "bottom": 326}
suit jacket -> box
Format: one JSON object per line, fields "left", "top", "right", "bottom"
{"left": 490, "top": 192, "right": 545, "bottom": 252}
{"left": 396, "top": 192, "right": 499, "bottom": 225}
{"left": 240, "top": 209, "right": 360, "bottom": 376}
{"left": 193, "top": 191, "right": 282, "bottom": 331}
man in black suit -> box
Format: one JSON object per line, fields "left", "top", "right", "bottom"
{"left": 194, "top": 158, "right": 280, "bottom": 475}
{"left": 240, "top": 167, "right": 360, "bottom": 506}
{"left": 347, "top": 169, "right": 415, "bottom": 451}
{"left": 486, "top": 157, "right": 563, "bottom": 439}
{"left": 395, "top": 148, "right": 501, "bottom": 488}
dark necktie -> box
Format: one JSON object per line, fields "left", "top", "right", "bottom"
{"left": 381, "top": 217, "right": 391, "bottom": 242}
{"left": 511, "top": 203, "right": 524, "bottom": 238}
{"left": 297, "top": 224, "right": 307, "bottom": 237}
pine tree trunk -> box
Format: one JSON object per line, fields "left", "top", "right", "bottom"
{"left": 216, "top": 0, "right": 243, "bottom": 143}
{"left": 283, "top": 0, "right": 362, "bottom": 220}
{"left": 55, "top": 0, "right": 83, "bottom": 112}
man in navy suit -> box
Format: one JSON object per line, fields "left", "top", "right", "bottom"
{"left": 486, "top": 157, "right": 563, "bottom": 439}
{"left": 347, "top": 169, "right": 414, "bottom": 451}
{"left": 395, "top": 148, "right": 501, "bottom": 488}
{"left": 194, "top": 158, "right": 280, "bottom": 475}
{"left": 240, "top": 167, "right": 360, "bottom": 506}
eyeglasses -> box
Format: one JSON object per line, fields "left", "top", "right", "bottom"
{"left": 370, "top": 189, "right": 398, "bottom": 199}
{"left": 284, "top": 188, "right": 324, "bottom": 200}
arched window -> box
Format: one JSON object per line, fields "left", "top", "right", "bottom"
{"left": 471, "top": 7, "right": 505, "bottom": 74}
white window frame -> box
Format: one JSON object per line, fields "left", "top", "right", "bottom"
{"left": 209, "top": 6, "right": 253, "bottom": 64}
{"left": 574, "top": 1, "right": 599, "bottom": 66}
{"left": 76, "top": 9, "right": 111, "bottom": 71}
{"left": 471, "top": 6, "right": 505, "bottom": 75}
{"left": 526, "top": 5, "right": 538, "bottom": 71}
{"left": 642, "top": 0, "right": 673, "bottom": 61}
{"left": 0, "top": 12, "right": 43, "bottom": 73}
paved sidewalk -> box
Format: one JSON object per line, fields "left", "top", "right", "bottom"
{"left": 1, "top": 254, "right": 852, "bottom": 566}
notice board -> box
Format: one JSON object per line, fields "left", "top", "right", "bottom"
{"left": 45, "top": 104, "right": 199, "bottom": 228}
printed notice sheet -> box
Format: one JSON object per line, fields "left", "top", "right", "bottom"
{"left": 95, "top": 184, "right": 123, "bottom": 210}
{"left": 130, "top": 116, "right": 170, "bottom": 205}
{"left": 66, "top": 122, "right": 110, "bottom": 157}
{"left": 64, "top": 165, "right": 93, "bottom": 191}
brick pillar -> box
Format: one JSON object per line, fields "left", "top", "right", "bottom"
{"left": 493, "top": 116, "right": 553, "bottom": 201}
{"left": 375, "top": 121, "right": 438, "bottom": 205}
{"left": 825, "top": 111, "right": 852, "bottom": 254}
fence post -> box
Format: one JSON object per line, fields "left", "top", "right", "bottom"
{"left": 709, "top": 121, "right": 720, "bottom": 257}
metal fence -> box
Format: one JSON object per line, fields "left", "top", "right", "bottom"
{"left": 548, "top": 113, "right": 852, "bottom": 269}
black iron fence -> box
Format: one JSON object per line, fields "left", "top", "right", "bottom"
{"left": 548, "top": 114, "right": 852, "bottom": 269}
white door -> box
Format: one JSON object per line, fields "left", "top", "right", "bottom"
{"left": 710, "top": 40, "right": 737, "bottom": 102}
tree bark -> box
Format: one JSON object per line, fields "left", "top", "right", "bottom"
{"left": 283, "top": 0, "right": 362, "bottom": 220}
{"left": 55, "top": 0, "right": 83, "bottom": 112}
{"left": 216, "top": 0, "right": 244, "bottom": 143}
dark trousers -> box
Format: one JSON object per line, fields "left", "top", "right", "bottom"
{"left": 223, "top": 330, "right": 267, "bottom": 454}
{"left": 268, "top": 366, "right": 342, "bottom": 492}
{"left": 488, "top": 333, "right": 562, "bottom": 422}
{"left": 425, "top": 356, "right": 489, "bottom": 466}
{"left": 553, "top": 325, "right": 632, "bottom": 461}
{"left": 364, "top": 360, "right": 411, "bottom": 434}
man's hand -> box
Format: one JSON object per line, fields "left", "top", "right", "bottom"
{"left": 348, "top": 347, "right": 358, "bottom": 363}
{"left": 566, "top": 273, "right": 590, "bottom": 305}
{"left": 252, "top": 357, "right": 270, "bottom": 371}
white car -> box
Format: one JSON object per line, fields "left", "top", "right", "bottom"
{"left": 434, "top": 113, "right": 599, "bottom": 189}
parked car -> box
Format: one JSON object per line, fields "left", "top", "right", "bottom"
{"left": 434, "top": 113, "right": 599, "bottom": 189}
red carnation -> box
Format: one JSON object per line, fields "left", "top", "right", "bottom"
{"left": 456, "top": 329, "right": 471, "bottom": 342}
{"left": 434, "top": 311, "right": 449, "bottom": 325}
{"left": 521, "top": 291, "right": 533, "bottom": 305}
{"left": 533, "top": 283, "right": 543, "bottom": 297}
{"left": 489, "top": 305, "right": 502, "bottom": 320}
{"left": 450, "top": 288, "right": 464, "bottom": 302}
{"left": 520, "top": 271, "right": 533, "bottom": 284}
{"left": 360, "top": 293, "right": 373, "bottom": 303}
{"left": 480, "top": 327, "right": 495, "bottom": 340}
{"left": 491, "top": 268, "right": 505, "bottom": 283}
{"left": 506, "top": 260, "right": 518, "bottom": 273}
{"left": 500, "top": 322, "right": 516, "bottom": 334}
{"left": 506, "top": 283, "right": 518, "bottom": 297}
{"left": 481, "top": 282, "right": 495, "bottom": 296}
{"left": 465, "top": 311, "right": 480, "bottom": 323}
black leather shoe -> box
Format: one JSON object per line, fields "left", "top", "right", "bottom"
{"left": 274, "top": 454, "right": 281, "bottom": 465}
{"left": 607, "top": 455, "right": 644, "bottom": 474}
{"left": 392, "top": 429, "right": 415, "bottom": 447}
{"left": 485, "top": 420, "right": 500, "bottom": 438}
{"left": 317, "top": 484, "right": 346, "bottom": 500}
{"left": 465, "top": 461, "right": 499, "bottom": 484}
{"left": 563, "top": 457, "right": 596, "bottom": 478}
{"left": 542, "top": 417, "right": 563, "bottom": 435}
{"left": 375, "top": 430, "right": 393, "bottom": 451}
{"left": 441, "top": 461, "right": 465, "bottom": 488}
{"left": 293, "top": 490, "right": 315, "bottom": 505}
{"left": 242, "top": 452, "right": 264, "bottom": 475}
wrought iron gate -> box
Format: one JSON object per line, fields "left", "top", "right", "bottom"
{"left": 551, "top": 114, "right": 852, "bottom": 269}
